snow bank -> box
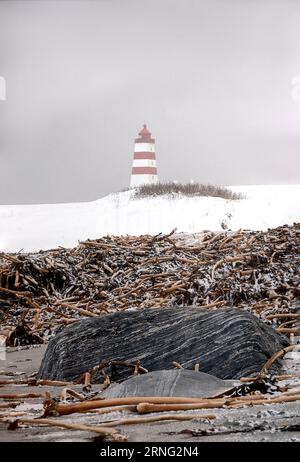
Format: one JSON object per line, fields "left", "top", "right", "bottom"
{"left": 0, "top": 185, "right": 299, "bottom": 252}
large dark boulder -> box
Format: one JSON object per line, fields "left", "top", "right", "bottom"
{"left": 38, "top": 307, "right": 289, "bottom": 381}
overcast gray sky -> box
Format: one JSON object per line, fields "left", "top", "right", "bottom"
{"left": 0, "top": 0, "right": 300, "bottom": 204}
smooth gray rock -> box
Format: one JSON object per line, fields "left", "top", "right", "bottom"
{"left": 38, "top": 307, "right": 289, "bottom": 381}
{"left": 101, "top": 369, "right": 237, "bottom": 398}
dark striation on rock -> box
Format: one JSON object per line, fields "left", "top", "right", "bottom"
{"left": 38, "top": 307, "right": 289, "bottom": 381}
{"left": 101, "top": 370, "right": 236, "bottom": 398}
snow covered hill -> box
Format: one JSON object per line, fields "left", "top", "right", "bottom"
{"left": 0, "top": 185, "right": 299, "bottom": 253}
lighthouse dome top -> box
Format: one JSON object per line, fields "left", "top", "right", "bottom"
{"left": 135, "top": 124, "right": 155, "bottom": 144}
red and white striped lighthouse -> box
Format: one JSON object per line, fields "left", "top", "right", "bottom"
{"left": 130, "top": 124, "right": 159, "bottom": 188}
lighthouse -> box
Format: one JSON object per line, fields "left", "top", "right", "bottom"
{"left": 130, "top": 124, "right": 158, "bottom": 188}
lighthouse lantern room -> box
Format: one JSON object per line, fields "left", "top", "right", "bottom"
{"left": 130, "top": 124, "right": 159, "bottom": 188}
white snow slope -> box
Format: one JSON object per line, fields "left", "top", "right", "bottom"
{"left": 0, "top": 185, "right": 299, "bottom": 253}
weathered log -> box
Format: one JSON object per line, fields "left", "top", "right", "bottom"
{"left": 38, "top": 307, "right": 288, "bottom": 381}
{"left": 98, "top": 413, "right": 216, "bottom": 426}
{"left": 0, "top": 402, "right": 21, "bottom": 409}
{"left": 43, "top": 396, "right": 215, "bottom": 417}
{"left": 7, "top": 418, "right": 126, "bottom": 441}
{"left": 260, "top": 345, "right": 300, "bottom": 375}
{"left": 136, "top": 393, "right": 300, "bottom": 413}
{"left": 136, "top": 401, "right": 226, "bottom": 413}
{"left": 0, "top": 393, "right": 44, "bottom": 400}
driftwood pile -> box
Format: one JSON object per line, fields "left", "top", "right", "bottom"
{"left": 0, "top": 223, "right": 300, "bottom": 343}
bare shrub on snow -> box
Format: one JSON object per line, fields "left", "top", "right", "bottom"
{"left": 133, "top": 182, "right": 245, "bottom": 200}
